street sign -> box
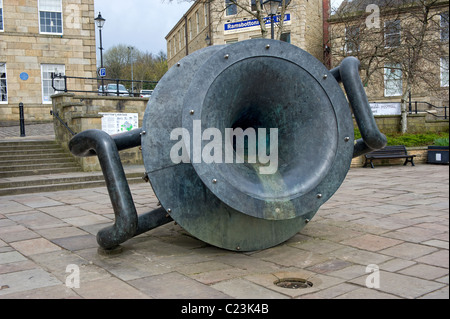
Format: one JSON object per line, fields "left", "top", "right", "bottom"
{"left": 98, "top": 67, "right": 106, "bottom": 77}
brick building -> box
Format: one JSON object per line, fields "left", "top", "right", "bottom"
{"left": 166, "top": 0, "right": 330, "bottom": 68}
{"left": 0, "top": 0, "right": 97, "bottom": 123}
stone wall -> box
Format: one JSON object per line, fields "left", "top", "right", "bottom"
{"left": 356, "top": 114, "right": 449, "bottom": 134}
{"left": 51, "top": 93, "right": 148, "bottom": 171}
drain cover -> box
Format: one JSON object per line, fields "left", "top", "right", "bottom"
{"left": 274, "top": 278, "right": 313, "bottom": 289}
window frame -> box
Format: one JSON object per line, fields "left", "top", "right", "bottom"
{"left": 280, "top": 32, "right": 291, "bottom": 43}
{"left": 225, "top": 0, "right": 237, "bottom": 17}
{"left": 384, "top": 20, "right": 401, "bottom": 48}
{"left": 168, "top": 39, "right": 172, "bottom": 59}
{"left": 41, "top": 64, "right": 65, "bottom": 104}
{"left": 251, "top": 0, "right": 263, "bottom": 12}
{"left": 0, "top": 0, "right": 4, "bottom": 32}
{"left": 384, "top": 63, "right": 403, "bottom": 97}
{"left": 441, "top": 11, "right": 449, "bottom": 41}
{"left": 196, "top": 10, "right": 200, "bottom": 34}
{"left": 345, "top": 25, "right": 360, "bottom": 54}
{"left": 188, "top": 18, "right": 192, "bottom": 41}
{"left": 441, "top": 56, "right": 449, "bottom": 88}
{"left": 38, "top": 0, "right": 64, "bottom": 35}
{"left": 0, "top": 63, "right": 7, "bottom": 103}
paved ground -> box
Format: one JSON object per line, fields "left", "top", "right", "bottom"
{"left": 0, "top": 123, "right": 55, "bottom": 141}
{"left": 0, "top": 124, "right": 448, "bottom": 299}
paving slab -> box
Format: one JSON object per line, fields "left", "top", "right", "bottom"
{"left": 0, "top": 164, "right": 447, "bottom": 300}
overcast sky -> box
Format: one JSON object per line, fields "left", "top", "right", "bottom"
{"left": 94, "top": 0, "right": 192, "bottom": 56}
{"left": 93, "top": 0, "right": 344, "bottom": 58}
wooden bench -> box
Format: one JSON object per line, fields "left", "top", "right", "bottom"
{"left": 364, "top": 145, "right": 416, "bottom": 168}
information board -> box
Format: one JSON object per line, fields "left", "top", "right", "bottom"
{"left": 100, "top": 113, "right": 139, "bottom": 135}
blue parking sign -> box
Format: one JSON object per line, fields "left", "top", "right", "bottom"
{"left": 98, "top": 68, "right": 106, "bottom": 77}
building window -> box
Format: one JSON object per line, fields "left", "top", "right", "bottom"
{"left": 345, "top": 25, "right": 360, "bottom": 54}
{"left": 0, "top": 63, "right": 7, "bottom": 103}
{"left": 441, "top": 57, "right": 449, "bottom": 87}
{"left": 41, "top": 64, "right": 65, "bottom": 104}
{"left": 280, "top": 32, "right": 291, "bottom": 43}
{"left": 196, "top": 11, "right": 200, "bottom": 34}
{"left": 168, "top": 40, "right": 172, "bottom": 59}
{"left": 204, "top": 3, "right": 208, "bottom": 26}
{"left": 188, "top": 18, "right": 192, "bottom": 40}
{"left": 0, "top": 0, "right": 4, "bottom": 31}
{"left": 441, "top": 12, "right": 449, "bottom": 41}
{"left": 39, "top": 0, "right": 63, "bottom": 34}
{"left": 225, "top": 0, "right": 237, "bottom": 16}
{"left": 251, "top": 0, "right": 263, "bottom": 11}
{"left": 384, "top": 20, "right": 401, "bottom": 48}
{"left": 384, "top": 63, "right": 402, "bottom": 97}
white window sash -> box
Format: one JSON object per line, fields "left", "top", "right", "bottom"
{"left": 0, "top": 0, "right": 4, "bottom": 32}
{"left": 38, "top": 0, "right": 62, "bottom": 12}
{"left": 41, "top": 64, "right": 65, "bottom": 104}
{"left": 441, "top": 57, "right": 449, "bottom": 87}
{"left": 196, "top": 11, "right": 200, "bottom": 34}
{"left": 384, "top": 20, "right": 401, "bottom": 48}
{"left": 384, "top": 63, "right": 402, "bottom": 97}
{"left": 0, "top": 63, "right": 7, "bottom": 103}
{"left": 39, "top": 0, "right": 63, "bottom": 34}
{"left": 225, "top": 0, "right": 237, "bottom": 16}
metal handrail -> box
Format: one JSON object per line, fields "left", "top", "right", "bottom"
{"left": 369, "top": 100, "right": 448, "bottom": 120}
{"left": 50, "top": 110, "right": 77, "bottom": 136}
{"left": 51, "top": 73, "right": 158, "bottom": 97}
{"left": 409, "top": 101, "right": 448, "bottom": 120}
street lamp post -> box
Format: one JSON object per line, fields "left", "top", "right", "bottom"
{"left": 128, "top": 47, "right": 134, "bottom": 96}
{"left": 262, "top": 0, "right": 281, "bottom": 40}
{"left": 95, "top": 12, "right": 106, "bottom": 95}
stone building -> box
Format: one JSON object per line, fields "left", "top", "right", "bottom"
{"left": 0, "top": 0, "right": 97, "bottom": 123}
{"left": 166, "top": 0, "right": 330, "bottom": 68}
{"left": 329, "top": 0, "right": 449, "bottom": 111}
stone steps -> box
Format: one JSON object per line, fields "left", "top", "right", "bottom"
{"left": 0, "top": 172, "right": 144, "bottom": 196}
{"left": 0, "top": 139, "right": 146, "bottom": 196}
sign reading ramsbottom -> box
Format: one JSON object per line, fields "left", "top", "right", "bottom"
{"left": 170, "top": 120, "right": 279, "bottom": 175}
{"left": 224, "top": 14, "right": 291, "bottom": 35}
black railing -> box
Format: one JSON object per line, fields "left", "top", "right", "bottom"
{"left": 50, "top": 110, "right": 77, "bottom": 136}
{"left": 51, "top": 73, "right": 158, "bottom": 97}
{"left": 370, "top": 101, "right": 448, "bottom": 120}
{"left": 409, "top": 101, "right": 448, "bottom": 120}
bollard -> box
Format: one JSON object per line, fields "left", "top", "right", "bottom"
{"left": 19, "top": 102, "right": 26, "bottom": 137}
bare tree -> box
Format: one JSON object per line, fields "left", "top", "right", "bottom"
{"left": 103, "top": 45, "right": 168, "bottom": 91}
{"left": 330, "top": 0, "right": 449, "bottom": 133}
{"left": 389, "top": 0, "right": 448, "bottom": 132}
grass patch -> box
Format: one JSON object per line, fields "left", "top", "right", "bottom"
{"left": 354, "top": 129, "right": 449, "bottom": 147}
